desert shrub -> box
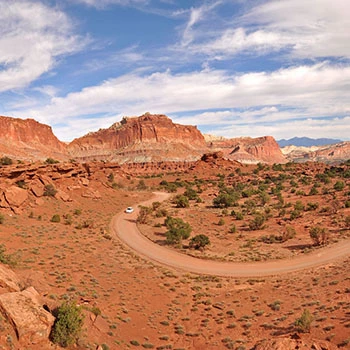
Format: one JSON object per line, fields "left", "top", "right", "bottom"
{"left": 345, "top": 216, "right": 350, "bottom": 228}
{"left": 51, "top": 214, "right": 61, "bottom": 223}
{"left": 248, "top": 213, "right": 265, "bottom": 231}
{"left": 294, "top": 201, "right": 305, "bottom": 211}
{"left": 155, "top": 208, "right": 168, "bottom": 217}
{"left": 345, "top": 200, "right": 350, "bottom": 208}
{"left": 218, "top": 218, "right": 225, "bottom": 226}
{"left": 295, "top": 309, "right": 313, "bottom": 333}
{"left": 165, "top": 216, "right": 192, "bottom": 245}
{"left": 63, "top": 214, "right": 73, "bottom": 225}
{"left": 0, "top": 157, "right": 13, "bottom": 166}
{"left": 137, "top": 179, "right": 147, "bottom": 190}
{"left": 232, "top": 211, "right": 244, "bottom": 220}
{"left": 183, "top": 187, "right": 198, "bottom": 200}
{"left": 306, "top": 202, "right": 319, "bottom": 211}
{"left": 73, "top": 208, "right": 82, "bottom": 216}
{"left": 152, "top": 201, "right": 161, "bottom": 211}
{"left": 229, "top": 225, "right": 236, "bottom": 234}
{"left": 308, "top": 186, "right": 318, "bottom": 196}
{"left": 50, "top": 301, "right": 84, "bottom": 347}
{"left": 174, "top": 195, "right": 189, "bottom": 208}
{"left": 334, "top": 181, "right": 345, "bottom": 191}
{"left": 281, "top": 225, "right": 296, "bottom": 242}
{"left": 290, "top": 209, "right": 302, "bottom": 220}
{"left": 189, "top": 234, "right": 210, "bottom": 249}
{"left": 259, "top": 234, "right": 283, "bottom": 244}
{"left": 213, "top": 193, "right": 236, "bottom": 208}
{"left": 137, "top": 206, "right": 152, "bottom": 224}
{"left": 15, "top": 180, "right": 26, "bottom": 189}
{"left": 45, "top": 158, "right": 59, "bottom": 164}
{"left": 259, "top": 191, "right": 270, "bottom": 205}
{"left": 44, "top": 184, "right": 57, "bottom": 197}
{"left": 0, "top": 214, "right": 4, "bottom": 225}
{"left": 309, "top": 226, "right": 329, "bottom": 246}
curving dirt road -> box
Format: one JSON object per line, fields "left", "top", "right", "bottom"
{"left": 111, "top": 192, "right": 350, "bottom": 277}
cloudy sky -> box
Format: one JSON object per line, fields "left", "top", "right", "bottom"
{"left": 0, "top": 0, "right": 349, "bottom": 141}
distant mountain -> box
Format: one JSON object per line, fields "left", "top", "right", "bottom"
{"left": 278, "top": 137, "right": 342, "bottom": 147}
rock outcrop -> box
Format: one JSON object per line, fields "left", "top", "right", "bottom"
{"left": 253, "top": 335, "right": 339, "bottom": 350}
{"left": 282, "top": 141, "right": 350, "bottom": 164}
{"left": 68, "top": 113, "right": 207, "bottom": 163}
{"left": 206, "top": 135, "right": 287, "bottom": 164}
{"left": 0, "top": 286, "right": 55, "bottom": 344}
{"left": 0, "top": 116, "right": 67, "bottom": 161}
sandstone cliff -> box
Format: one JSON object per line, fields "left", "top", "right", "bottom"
{"left": 282, "top": 141, "right": 350, "bottom": 164}
{"left": 0, "top": 116, "right": 67, "bottom": 160}
{"left": 206, "top": 135, "right": 287, "bottom": 164}
{"left": 68, "top": 113, "right": 207, "bottom": 163}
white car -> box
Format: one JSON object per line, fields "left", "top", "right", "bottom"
{"left": 125, "top": 207, "right": 134, "bottom": 214}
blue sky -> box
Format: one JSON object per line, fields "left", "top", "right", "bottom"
{"left": 0, "top": 0, "right": 349, "bottom": 142}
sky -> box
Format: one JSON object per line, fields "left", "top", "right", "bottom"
{"left": 0, "top": 0, "right": 349, "bottom": 142}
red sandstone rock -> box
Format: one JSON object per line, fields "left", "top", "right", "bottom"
{"left": 0, "top": 264, "right": 21, "bottom": 293}
{"left": 4, "top": 186, "right": 28, "bottom": 207}
{"left": 207, "top": 135, "right": 286, "bottom": 164}
{"left": 0, "top": 115, "right": 67, "bottom": 160}
{"left": 254, "top": 336, "right": 339, "bottom": 350}
{"left": 0, "top": 287, "right": 55, "bottom": 344}
{"left": 68, "top": 113, "right": 207, "bottom": 163}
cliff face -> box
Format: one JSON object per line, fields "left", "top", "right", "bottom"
{"left": 206, "top": 135, "right": 287, "bottom": 164}
{"left": 68, "top": 113, "right": 207, "bottom": 163}
{"left": 0, "top": 116, "right": 67, "bottom": 160}
{"left": 282, "top": 141, "right": 350, "bottom": 164}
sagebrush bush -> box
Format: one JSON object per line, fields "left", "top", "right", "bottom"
{"left": 50, "top": 301, "right": 84, "bottom": 347}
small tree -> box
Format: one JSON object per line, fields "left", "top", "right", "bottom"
{"left": 295, "top": 309, "right": 313, "bottom": 333}
{"left": 309, "top": 226, "right": 329, "bottom": 246}
{"left": 137, "top": 206, "right": 152, "bottom": 224}
{"left": 248, "top": 213, "right": 266, "bottom": 231}
{"left": 174, "top": 195, "right": 189, "bottom": 208}
{"left": 0, "top": 214, "right": 4, "bottom": 225}
{"left": 165, "top": 216, "right": 192, "bottom": 245}
{"left": 50, "top": 301, "right": 84, "bottom": 347}
{"left": 333, "top": 181, "right": 345, "bottom": 191}
{"left": 189, "top": 234, "right": 210, "bottom": 250}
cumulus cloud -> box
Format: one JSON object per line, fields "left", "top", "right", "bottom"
{"left": 12, "top": 62, "right": 350, "bottom": 140}
{"left": 187, "top": 0, "right": 350, "bottom": 59}
{"left": 0, "top": 1, "right": 85, "bottom": 92}
{"left": 74, "top": 0, "right": 148, "bottom": 9}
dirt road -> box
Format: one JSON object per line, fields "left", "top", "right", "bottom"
{"left": 112, "top": 192, "right": 350, "bottom": 277}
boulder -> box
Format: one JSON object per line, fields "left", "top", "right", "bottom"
{"left": 55, "top": 190, "right": 71, "bottom": 202}
{"left": 0, "top": 264, "right": 21, "bottom": 292}
{"left": 0, "top": 287, "right": 55, "bottom": 344}
{"left": 4, "top": 186, "right": 28, "bottom": 207}
{"left": 31, "top": 182, "right": 44, "bottom": 197}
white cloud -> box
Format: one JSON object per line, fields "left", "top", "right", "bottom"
{"left": 208, "top": 117, "right": 350, "bottom": 141}
{"left": 187, "top": 0, "right": 350, "bottom": 59}
{"left": 0, "top": 1, "right": 86, "bottom": 92}
{"left": 11, "top": 61, "right": 350, "bottom": 140}
{"left": 74, "top": 0, "right": 148, "bottom": 9}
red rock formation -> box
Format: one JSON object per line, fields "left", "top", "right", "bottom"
{"left": 283, "top": 141, "right": 350, "bottom": 164}
{"left": 0, "top": 116, "right": 67, "bottom": 160}
{"left": 68, "top": 113, "right": 207, "bottom": 163}
{"left": 207, "top": 135, "right": 286, "bottom": 164}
